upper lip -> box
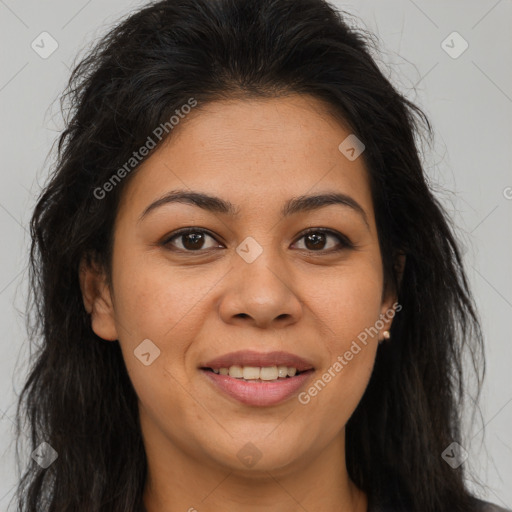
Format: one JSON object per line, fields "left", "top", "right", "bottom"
{"left": 200, "top": 350, "right": 315, "bottom": 372}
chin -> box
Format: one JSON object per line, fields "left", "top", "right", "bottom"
{"left": 201, "top": 430, "right": 312, "bottom": 475}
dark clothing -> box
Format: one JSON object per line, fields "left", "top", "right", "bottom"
{"left": 469, "top": 500, "right": 511, "bottom": 512}
{"left": 368, "top": 497, "right": 511, "bottom": 512}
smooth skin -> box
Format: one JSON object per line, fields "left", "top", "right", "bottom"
{"left": 80, "top": 94, "right": 400, "bottom": 512}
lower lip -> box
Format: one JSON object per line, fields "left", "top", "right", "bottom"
{"left": 201, "top": 369, "right": 314, "bottom": 407}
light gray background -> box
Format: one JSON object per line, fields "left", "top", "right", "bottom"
{"left": 0, "top": 0, "right": 511, "bottom": 509}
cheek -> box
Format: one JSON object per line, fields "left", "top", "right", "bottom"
{"left": 312, "top": 266, "right": 384, "bottom": 351}
{"left": 300, "top": 264, "right": 382, "bottom": 412}
{"left": 113, "top": 252, "right": 215, "bottom": 339}
{"left": 111, "top": 263, "right": 209, "bottom": 431}
{"left": 110, "top": 253, "right": 218, "bottom": 394}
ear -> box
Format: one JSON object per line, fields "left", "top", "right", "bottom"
{"left": 379, "top": 251, "right": 406, "bottom": 332}
{"left": 78, "top": 254, "right": 118, "bottom": 341}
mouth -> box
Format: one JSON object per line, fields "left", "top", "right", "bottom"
{"left": 200, "top": 365, "right": 311, "bottom": 381}
{"left": 200, "top": 367, "right": 315, "bottom": 406}
{"left": 198, "top": 351, "right": 315, "bottom": 407}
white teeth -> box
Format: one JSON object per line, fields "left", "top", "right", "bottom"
{"left": 242, "top": 366, "right": 261, "bottom": 380}
{"left": 214, "top": 365, "right": 300, "bottom": 380}
{"left": 229, "top": 365, "right": 243, "bottom": 378}
{"left": 260, "top": 366, "right": 279, "bottom": 381}
{"left": 287, "top": 367, "right": 297, "bottom": 377}
{"left": 277, "top": 365, "right": 288, "bottom": 378}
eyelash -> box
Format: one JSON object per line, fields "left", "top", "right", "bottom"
{"left": 161, "top": 227, "right": 355, "bottom": 254}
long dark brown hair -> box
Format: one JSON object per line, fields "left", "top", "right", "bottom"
{"left": 13, "top": 0, "right": 487, "bottom": 510}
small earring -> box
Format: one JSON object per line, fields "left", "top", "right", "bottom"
{"left": 379, "top": 330, "right": 391, "bottom": 344}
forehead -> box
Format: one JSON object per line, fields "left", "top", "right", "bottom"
{"left": 118, "top": 94, "right": 375, "bottom": 222}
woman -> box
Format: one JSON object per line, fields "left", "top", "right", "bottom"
{"left": 12, "top": 0, "right": 510, "bottom": 511}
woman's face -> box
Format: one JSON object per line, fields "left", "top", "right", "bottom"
{"left": 82, "top": 94, "right": 396, "bottom": 476}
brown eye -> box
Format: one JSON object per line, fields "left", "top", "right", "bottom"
{"left": 163, "top": 229, "right": 223, "bottom": 252}
{"left": 304, "top": 232, "right": 328, "bottom": 250}
{"left": 293, "top": 229, "right": 353, "bottom": 252}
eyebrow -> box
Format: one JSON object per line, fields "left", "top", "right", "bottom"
{"left": 138, "top": 189, "right": 369, "bottom": 228}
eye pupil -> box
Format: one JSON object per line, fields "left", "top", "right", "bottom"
{"left": 305, "top": 232, "right": 326, "bottom": 250}
{"left": 183, "top": 233, "right": 204, "bottom": 250}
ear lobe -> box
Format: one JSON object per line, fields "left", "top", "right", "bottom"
{"left": 78, "top": 255, "right": 118, "bottom": 341}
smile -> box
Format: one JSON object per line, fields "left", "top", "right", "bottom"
{"left": 200, "top": 367, "right": 315, "bottom": 407}
{"left": 208, "top": 365, "right": 300, "bottom": 380}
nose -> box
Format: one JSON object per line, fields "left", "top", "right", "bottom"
{"left": 218, "top": 251, "right": 303, "bottom": 330}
